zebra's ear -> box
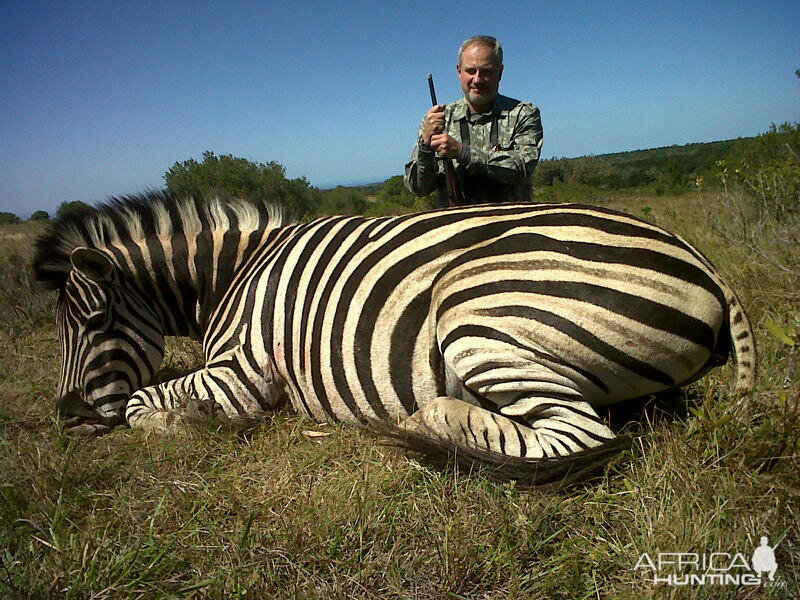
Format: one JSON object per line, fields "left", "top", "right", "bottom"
{"left": 70, "top": 248, "right": 115, "bottom": 282}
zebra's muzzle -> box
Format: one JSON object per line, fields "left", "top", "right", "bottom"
{"left": 57, "top": 390, "right": 99, "bottom": 420}
{"left": 56, "top": 391, "right": 122, "bottom": 434}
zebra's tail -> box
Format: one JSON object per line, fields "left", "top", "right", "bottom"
{"left": 374, "top": 422, "right": 632, "bottom": 488}
{"left": 726, "top": 287, "right": 757, "bottom": 395}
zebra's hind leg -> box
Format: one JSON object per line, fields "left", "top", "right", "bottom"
{"left": 401, "top": 396, "right": 625, "bottom": 485}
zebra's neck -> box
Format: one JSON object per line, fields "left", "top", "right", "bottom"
{"left": 113, "top": 223, "right": 288, "bottom": 339}
{"left": 33, "top": 192, "right": 298, "bottom": 340}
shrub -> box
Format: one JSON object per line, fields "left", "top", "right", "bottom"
{"left": 0, "top": 212, "right": 21, "bottom": 225}
{"left": 315, "top": 186, "right": 368, "bottom": 216}
{"left": 164, "top": 151, "right": 319, "bottom": 217}
{"left": 57, "top": 200, "right": 92, "bottom": 218}
{"left": 377, "top": 175, "right": 416, "bottom": 208}
{"left": 719, "top": 122, "right": 800, "bottom": 217}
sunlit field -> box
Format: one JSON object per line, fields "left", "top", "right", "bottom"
{"left": 1, "top": 189, "right": 797, "bottom": 599}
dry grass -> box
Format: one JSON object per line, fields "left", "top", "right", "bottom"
{"left": 1, "top": 193, "right": 798, "bottom": 599}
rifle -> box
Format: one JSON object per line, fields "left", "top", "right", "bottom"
{"left": 427, "top": 74, "right": 465, "bottom": 206}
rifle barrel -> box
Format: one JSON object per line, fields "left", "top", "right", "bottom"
{"left": 427, "top": 74, "right": 437, "bottom": 106}
{"left": 425, "top": 74, "right": 463, "bottom": 206}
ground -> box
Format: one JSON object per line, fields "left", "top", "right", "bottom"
{"left": 0, "top": 191, "right": 797, "bottom": 599}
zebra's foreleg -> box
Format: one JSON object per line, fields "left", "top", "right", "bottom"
{"left": 125, "top": 371, "right": 214, "bottom": 432}
{"left": 125, "top": 348, "right": 281, "bottom": 432}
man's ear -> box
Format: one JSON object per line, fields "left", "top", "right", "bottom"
{"left": 70, "top": 247, "right": 114, "bottom": 282}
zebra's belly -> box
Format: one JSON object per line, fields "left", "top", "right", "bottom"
{"left": 434, "top": 287, "right": 723, "bottom": 408}
{"left": 269, "top": 293, "right": 441, "bottom": 425}
{"left": 279, "top": 335, "right": 441, "bottom": 425}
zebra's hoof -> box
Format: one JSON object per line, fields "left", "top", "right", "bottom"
{"left": 177, "top": 398, "right": 227, "bottom": 424}
{"left": 64, "top": 421, "right": 112, "bottom": 436}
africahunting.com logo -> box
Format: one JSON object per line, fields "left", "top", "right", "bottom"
{"left": 633, "top": 536, "right": 787, "bottom": 588}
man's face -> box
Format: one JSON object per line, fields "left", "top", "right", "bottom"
{"left": 457, "top": 43, "right": 503, "bottom": 113}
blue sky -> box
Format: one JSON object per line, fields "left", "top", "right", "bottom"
{"left": 1, "top": 1, "right": 798, "bottom": 218}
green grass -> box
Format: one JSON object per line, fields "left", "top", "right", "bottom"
{"left": 1, "top": 190, "right": 798, "bottom": 599}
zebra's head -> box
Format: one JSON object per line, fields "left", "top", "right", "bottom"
{"left": 54, "top": 247, "right": 165, "bottom": 428}
{"left": 34, "top": 190, "right": 296, "bottom": 431}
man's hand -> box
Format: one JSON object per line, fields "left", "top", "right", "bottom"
{"left": 430, "top": 133, "right": 462, "bottom": 159}
{"left": 422, "top": 105, "right": 462, "bottom": 158}
{"left": 422, "top": 105, "right": 446, "bottom": 144}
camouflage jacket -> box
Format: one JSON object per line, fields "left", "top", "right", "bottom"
{"left": 404, "top": 94, "right": 543, "bottom": 206}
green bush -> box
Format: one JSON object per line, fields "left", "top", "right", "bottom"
{"left": 314, "top": 176, "right": 432, "bottom": 217}
{"left": 719, "top": 122, "right": 800, "bottom": 216}
{"left": 0, "top": 212, "right": 21, "bottom": 225}
{"left": 533, "top": 141, "right": 734, "bottom": 193}
{"left": 363, "top": 197, "right": 410, "bottom": 217}
{"left": 57, "top": 200, "right": 92, "bottom": 218}
{"left": 377, "top": 175, "right": 416, "bottom": 208}
{"left": 164, "top": 151, "right": 319, "bottom": 217}
{"left": 29, "top": 211, "right": 50, "bottom": 221}
{"left": 314, "top": 186, "right": 368, "bottom": 216}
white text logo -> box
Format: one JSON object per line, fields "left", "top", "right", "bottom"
{"left": 633, "top": 537, "right": 786, "bottom": 588}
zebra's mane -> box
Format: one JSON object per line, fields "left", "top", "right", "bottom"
{"left": 32, "top": 189, "right": 296, "bottom": 291}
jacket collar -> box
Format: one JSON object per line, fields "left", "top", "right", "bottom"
{"left": 451, "top": 96, "right": 505, "bottom": 121}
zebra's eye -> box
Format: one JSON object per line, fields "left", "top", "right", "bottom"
{"left": 85, "top": 312, "right": 108, "bottom": 331}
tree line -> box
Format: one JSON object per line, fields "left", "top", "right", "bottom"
{"left": 3, "top": 125, "right": 797, "bottom": 225}
{"left": 533, "top": 139, "right": 737, "bottom": 193}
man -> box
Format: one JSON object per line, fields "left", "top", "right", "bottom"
{"left": 404, "top": 35, "right": 543, "bottom": 207}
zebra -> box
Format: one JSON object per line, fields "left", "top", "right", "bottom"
{"left": 32, "top": 190, "right": 756, "bottom": 485}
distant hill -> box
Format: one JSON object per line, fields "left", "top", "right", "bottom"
{"left": 316, "top": 138, "right": 747, "bottom": 215}
{"left": 532, "top": 139, "right": 739, "bottom": 191}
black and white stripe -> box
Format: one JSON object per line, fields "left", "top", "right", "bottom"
{"left": 34, "top": 192, "right": 756, "bottom": 482}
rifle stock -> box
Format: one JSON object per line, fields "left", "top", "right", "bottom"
{"left": 427, "top": 74, "right": 465, "bottom": 206}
